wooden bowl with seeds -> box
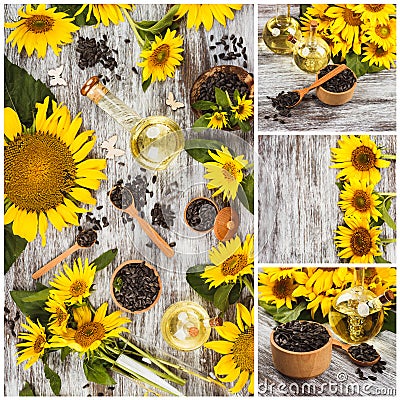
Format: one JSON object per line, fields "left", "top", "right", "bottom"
{"left": 190, "top": 65, "right": 254, "bottom": 131}
{"left": 110, "top": 260, "right": 162, "bottom": 315}
{"left": 184, "top": 197, "right": 219, "bottom": 234}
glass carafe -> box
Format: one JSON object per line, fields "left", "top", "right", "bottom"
{"left": 81, "top": 76, "right": 184, "bottom": 171}
{"left": 290, "top": 20, "right": 331, "bottom": 73}
{"left": 328, "top": 268, "right": 392, "bottom": 344}
{"left": 262, "top": 5, "right": 301, "bottom": 55}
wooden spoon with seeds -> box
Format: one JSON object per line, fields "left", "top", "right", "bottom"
{"left": 109, "top": 185, "right": 174, "bottom": 258}
{"left": 32, "top": 229, "right": 97, "bottom": 279}
{"left": 331, "top": 338, "right": 381, "bottom": 367}
{"left": 290, "top": 64, "right": 348, "bottom": 108}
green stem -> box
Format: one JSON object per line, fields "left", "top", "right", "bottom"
{"left": 242, "top": 276, "right": 254, "bottom": 297}
{"left": 379, "top": 193, "right": 397, "bottom": 197}
{"left": 380, "top": 238, "right": 397, "bottom": 244}
{"left": 122, "top": 9, "right": 145, "bottom": 48}
{"left": 381, "top": 154, "right": 396, "bottom": 160}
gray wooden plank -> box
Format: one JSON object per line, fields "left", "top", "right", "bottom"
{"left": 258, "top": 306, "right": 397, "bottom": 397}
{"left": 258, "top": 134, "right": 396, "bottom": 264}
{"left": 257, "top": 4, "right": 396, "bottom": 132}
{"left": 4, "top": 4, "right": 254, "bottom": 396}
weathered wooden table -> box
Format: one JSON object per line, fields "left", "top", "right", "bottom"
{"left": 258, "top": 308, "right": 397, "bottom": 397}
{"left": 4, "top": 4, "right": 254, "bottom": 396}
{"left": 258, "top": 4, "right": 396, "bottom": 132}
{"left": 258, "top": 135, "right": 396, "bottom": 264}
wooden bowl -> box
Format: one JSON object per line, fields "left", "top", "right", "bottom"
{"left": 315, "top": 65, "right": 357, "bottom": 106}
{"left": 270, "top": 322, "right": 332, "bottom": 379}
{"left": 190, "top": 65, "right": 254, "bottom": 130}
{"left": 110, "top": 260, "right": 162, "bottom": 315}
{"left": 213, "top": 207, "right": 239, "bottom": 241}
{"left": 184, "top": 197, "right": 219, "bottom": 234}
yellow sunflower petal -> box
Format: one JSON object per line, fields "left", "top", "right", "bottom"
{"left": 205, "top": 340, "right": 233, "bottom": 354}
{"left": 4, "top": 107, "right": 22, "bottom": 140}
{"left": 230, "top": 370, "right": 249, "bottom": 393}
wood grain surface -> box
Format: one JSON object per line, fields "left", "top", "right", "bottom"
{"left": 257, "top": 4, "right": 396, "bottom": 132}
{"left": 258, "top": 307, "right": 397, "bottom": 397}
{"left": 4, "top": 4, "right": 254, "bottom": 397}
{"left": 258, "top": 135, "right": 396, "bottom": 264}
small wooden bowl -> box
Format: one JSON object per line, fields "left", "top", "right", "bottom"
{"left": 270, "top": 322, "right": 332, "bottom": 379}
{"left": 214, "top": 207, "right": 239, "bottom": 241}
{"left": 315, "top": 65, "right": 357, "bottom": 106}
{"left": 110, "top": 260, "right": 162, "bottom": 315}
{"left": 184, "top": 197, "right": 219, "bottom": 234}
{"left": 190, "top": 65, "right": 254, "bottom": 130}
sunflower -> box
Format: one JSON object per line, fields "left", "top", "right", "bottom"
{"left": 205, "top": 303, "right": 254, "bottom": 394}
{"left": 364, "top": 19, "right": 396, "bottom": 51}
{"left": 50, "top": 303, "right": 130, "bottom": 354}
{"left": 5, "top": 4, "right": 79, "bottom": 58}
{"left": 207, "top": 111, "right": 228, "bottom": 130}
{"left": 137, "top": 29, "right": 184, "bottom": 83}
{"left": 330, "top": 135, "right": 391, "bottom": 185}
{"left": 201, "top": 235, "right": 253, "bottom": 289}
{"left": 365, "top": 267, "right": 397, "bottom": 297}
{"left": 260, "top": 267, "right": 308, "bottom": 283}
{"left": 362, "top": 43, "right": 396, "bottom": 70}
{"left": 175, "top": 4, "right": 243, "bottom": 31}
{"left": 300, "top": 5, "right": 334, "bottom": 35}
{"left": 304, "top": 267, "right": 353, "bottom": 294}
{"left": 335, "top": 217, "right": 382, "bottom": 263}
{"left": 203, "top": 146, "right": 248, "bottom": 200}
{"left": 45, "top": 295, "right": 69, "bottom": 333}
{"left": 328, "top": 33, "right": 353, "bottom": 58}
{"left": 352, "top": 4, "right": 396, "bottom": 25}
{"left": 231, "top": 95, "right": 253, "bottom": 122}
{"left": 16, "top": 318, "right": 49, "bottom": 369}
{"left": 338, "top": 179, "right": 382, "bottom": 221}
{"left": 258, "top": 274, "right": 298, "bottom": 309}
{"left": 324, "top": 5, "right": 363, "bottom": 54}
{"left": 4, "top": 98, "right": 106, "bottom": 246}
{"left": 49, "top": 258, "right": 96, "bottom": 305}
{"left": 74, "top": 4, "right": 133, "bottom": 28}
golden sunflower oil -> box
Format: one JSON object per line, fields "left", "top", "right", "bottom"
{"left": 160, "top": 301, "right": 212, "bottom": 351}
{"left": 81, "top": 76, "right": 184, "bottom": 171}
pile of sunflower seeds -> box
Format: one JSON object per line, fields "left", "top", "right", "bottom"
{"left": 210, "top": 33, "right": 248, "bottom": 68}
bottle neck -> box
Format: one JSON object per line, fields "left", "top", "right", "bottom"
{"left": 308, "top": 21, "right": 318, "bottom": 46}
{"left": 353, "top": 267, "right": 365, "bottom": 288}
{"left": 83, "top": 78, "right": 142, "bottom": 132}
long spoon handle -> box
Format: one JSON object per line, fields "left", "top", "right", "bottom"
{"left": 32, "top": 243, "right": 81, "bottom": 279}
{"left": 307, "top": 64, "right": 348, "bottom": 91}
{"left": 331, "top": 338, "right": 350, "bottom": 351}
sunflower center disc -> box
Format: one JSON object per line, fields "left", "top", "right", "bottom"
{"left": 272, "top": 277, "right": 294, "bottom": 298}
{"left": 26, "top": 14, "right": 55, "bottom": 33}
{"left": 56, "top": 307, "right": 67, "bottom": 324}
{"left": 152, "top": 44, "right": 170, "bottom": 65}
{"left": 351, "top": 146, "right": 376, "bottom": 171}
{"left": 70, "top": 280, "right": 88, "bottom": 296}
{"left": 343, "top": 8, "right": 362, "bottom": 26}
{"left": 33, "top": 335, "right": 46, "bottom": 353}
{"left": 221, "top": 254, "right": 248, "bottom": 276}
{"left": 222, "top": 162, "right": 239, "bottom": 181}
{"left": 363, "top": 267, "right": 378, "bottom": 285}
{"left": 376, "top": 25, "right": 390, "bottom": 38}
{"left": 232, "top": 326, "right": 254, "bottom": 372}
{"left": 365, "top": 4, "right": 385, "bottom": 13}
{"left": 5, "top": 132, "right": 77, "bottom": 212}
{"left": 350, "top": 227, "right": 372, "bottom": 256}
{"left": 352, "top": 190, "right": 371, "bottom": 211}
{"left": 75, "top": 322, "right": 105, "bottom": 347}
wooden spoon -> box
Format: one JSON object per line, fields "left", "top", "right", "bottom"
{"left": 32, "top": 229, "right": 97, "bottom": 279}
{"left": 331, "top": 338, "right": 381, "bottom": 367}
{"left": 290, "top": 64, "right": 348, "bottom": 107}
{"left": 109, "top": 185, "right": 174, "bottom": 258}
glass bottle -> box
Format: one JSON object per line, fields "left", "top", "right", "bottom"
{"left": 262, "top": 4, "right": 301, "bottom": 55}
{"left": 291, "top": 20, "right": 331, "bottom": 73}
{"left": 81, "top": 76, "right": 184, "bottom": 171}
{"left": 328, "top": 268, "right": 393, "bottom": 344}
{"left": 160, "top": 301, "right": 222, "bottom": 351}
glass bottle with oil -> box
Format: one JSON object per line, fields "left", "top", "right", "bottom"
{"left": 160, "top": 301, "right": 222, "bottom": 351}
{"left": 81, "top": 76, "right": 184, "bottom": 171}
{"left": 262, "top": 5, "right": 301, "bottom": 55}
{"left": 290, "top": 20, "right": 331, "bottom": 73}
{"left": 328, "top": 268, "right": 393, "bottom": 344}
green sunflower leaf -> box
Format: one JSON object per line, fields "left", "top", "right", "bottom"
{"left": 237, "top": 173, "right": 254, "bottom": 214}
{"left": 192, "top": 114, "right": 211, "bottom": 132}
{"left": 238, "top": 119, "right": 252, "bottom": 132}
{"left": 382, "top": 309, "right": 396, "bottom": 333}
{"left": 21, "top": 288, "right": 50, "bottom": 303}
{"left": 273, "top": 302, "right": 307, "bottom": 323}
{"left": 186, "top": 265, "right": 216, "bottom": 303}
{"left": 184, "top": 138, "right": 226, "bottom": 163}
{"left": 377, "top": 203, "right": 396, "bottom": 230}
{"left": 92, "top": 248, "right": 118, "bottom": 272}
{"left": 214, "top": 87, "right": 231, "bottom": 109}
{"left": 228, "top": 282, "right": 242, "bottom": 305}
{"left": 345, "top": 52, "right": 369, "bottom": 77}
{"left": 142, "top": 78, "right": 152, "bottom": 92}
{"left": 4, "top": 56, "right": 56, "bottom": 127}
{"left": 83, "top": 358, "right": 116, "bottom": 385}
{"left": 191, "top": 100, "right": 217, "bottom": 111}
{"left": 44, "top": 362, "right": 62, "bottom": 396}
{"left": 20, "top": 382, "right": 35, "bottom": 397}
{"left": 52, "top": 4, "right": 97, "bottom": 26}
{"left": 60, "top": 347, "right": 72, "bottom": 362}
{"left": 374, "top": 255, "right": 391, "bottom": 263}
{"left": 213, "top": 284, "right": 235, "bottom": 312}
{"left": 138, "top": 4, "right": 180, "bottom": 35}
{"left": 4, "top": 223, "right": 28, "bottom": 274}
